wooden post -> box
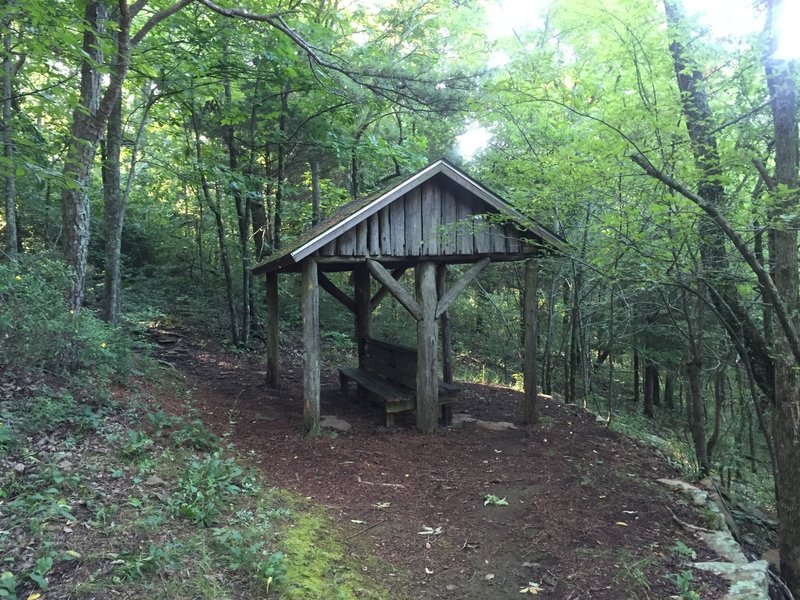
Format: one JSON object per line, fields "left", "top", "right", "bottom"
{"left": 436, "top": 264, "right": 454, "bottom": 384}
{"left": 301, "top": 258, "right": 320, "bottom": 435}
{"left": 416, "top": 261, "right": 438, "bottom": 433}
{"left": 354, "top": 265, "right": 371, "bottom": 365}
{"left": 436, "top": 264, "right": 453, "bottom": 427}
{"left": 523, "top": 259, "right": 539, "bottom": 425}
{"left": 266, "top": 272, "right": 279, "bottom": 387}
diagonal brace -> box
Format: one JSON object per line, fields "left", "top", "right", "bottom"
{"left": 435, "top": 257, "right": 490, "bottom": 319}
{"left": 366, "top": 260, "right": 421, "bottom": 320}
{"left": 318, "top": 272, "right": 357, "bottom": 314}
{"left": 370, "top": 267, "right": 407, "bottom": 312}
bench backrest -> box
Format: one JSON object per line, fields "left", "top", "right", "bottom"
{"left": 363, "top": 337, "right": 417, "bottom": 389}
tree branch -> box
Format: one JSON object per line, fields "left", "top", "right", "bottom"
{"left": 131, "top": 0, "right": 194, "bottom": 47}
{"left": 630, "top": 152, "right": 800, "bottom": 365}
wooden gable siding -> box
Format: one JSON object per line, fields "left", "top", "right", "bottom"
{"left": 319, "top": 178, "right": 533, "bottom": 258}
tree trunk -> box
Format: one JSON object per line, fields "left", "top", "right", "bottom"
{"left": 274, "top": 86, "right": 289, "bottom": 249}
{"left": 663, "top": 0, "right": 774, "bottom": 402}
{"left": 3, "top": 15, "right": 17, "bottom": 259}
{"left": 310, "top": 159, "right": 321, "bottom": 226}
{"left": 664, "top": 374, "right": 674, "bottom": 410}
{"left": 633, "top": 348, "right": 640, "bottom": 402}
{"left": 706, "top": 368, "right": 725, "bottom": 461}
{"left": 764, "top": 0, "right": 800, "bottom": 590}
{"left": 62, "top": 1, "right": 107, "bottom": 309}
{"left": 101, "top": 91, "right": 123, "bottom": 322}
{"left": 643, "top": 361, "right": 656, "bottom": 419}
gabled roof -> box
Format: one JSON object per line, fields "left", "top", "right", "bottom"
{"left": 252, "top": 159, "right": 565, "bottom": 274}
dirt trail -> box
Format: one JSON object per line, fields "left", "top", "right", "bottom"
{"left": 154, "top": 329, "right": 725, "bottom": 599}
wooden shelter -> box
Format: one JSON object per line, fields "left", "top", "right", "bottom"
{"left": 252, "top": 159, "right": 565, "bottom": 434}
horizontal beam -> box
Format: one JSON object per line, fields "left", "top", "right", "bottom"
{"left": 370, "top": 267, "right": 406, "bottom": 312}
{"left": 366, "top": 259, "right": 421, "bottom": 321}
{"left": 318, "top": 272, "right": 356, "bottom": 314}
{"left": 435, "top": 257, "right": 490, "bottom": 319}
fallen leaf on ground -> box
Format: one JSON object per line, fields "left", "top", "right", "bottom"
{"left": 520, "top": 582, "right": 542, "bottom": 594}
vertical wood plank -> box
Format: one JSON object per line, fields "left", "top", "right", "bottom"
{"left": 416, "top": 261, "right": 438, "bottom": 433}
{"left": 354, "top": 265, "right": 371, "bottom": 365}
{"left": 368, "top": 214, "right": 380, "bottom": 255}
{"left": 337, "top": 228, "right": 356, "bottom": 255}
{"left": 356, "top": 221, "right": 368, "bottom": 255}
{"left": 405, "top": 188, "right": 422, "bottom": 256}
{"left": 506, "top": 225, "right": 521, "bottom": 254}
{"left": 379, "top": 207, "right": 391, "bottom": 254}
{"left": 455, "top": 196, "right": 473, "bottom": 254}
{"left": 421, "top": 182, "right": 440, "bottom": 255}
{"left": 436, "top": 264, "right": 453, "bottom": 384}
{"left": 301, "top": 258, "right": 320, "bottom": 434}
{"left": 473, "top": 215, "right": 492, "bottom": 253}
{"left": 266, "top": 272, "right": 279, "bottom": 387}
{"left": 320, "top": 240, "right": 336, "bottom": 256}
{"left": 441, "top": 188, "right": 457, "bottom": 254}
{"left": 523, "top": 259, "right": 539, "bottom": 425}
{"left": 390, "top": 197, "right": 405, "bottom": 255}
{"left": 491, "top": 223, "right": 506, "bottom": 253}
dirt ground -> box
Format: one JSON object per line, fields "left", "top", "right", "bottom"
{"left": 153, "top": 329, "right": 727, "bottom": 599}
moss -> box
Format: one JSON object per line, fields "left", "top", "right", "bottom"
{"left": 278, "top": 497, "right": 391, "bottom": 600}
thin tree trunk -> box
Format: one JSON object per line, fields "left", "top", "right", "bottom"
{"left": 274, "top": 86, "right": 289, "bottom": 249}
{"left": 764, "top": 0, "right": 800, "bottom": 589}
{"left": 310, "top": 159, "right": 321, "bottom": 226}
{"left": 3, "top": 14, "right": 17, "bottom": 259}
{"left": 643, "top": 361, "right": 656, "bottom": 419}
{"left": 706, "top": 368, "right": 725, "bottom": 461}
{"left": 633, "top": 348, "right": 640, "bottom": 402}
{"left": 101, "top": 90, "right": 123, "bottom": 322}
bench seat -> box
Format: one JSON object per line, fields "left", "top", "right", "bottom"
{"left": 338, "top": 337, "right": 459, "bottom": 427}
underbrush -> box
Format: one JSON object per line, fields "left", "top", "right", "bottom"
{"left": 0, "top": 256, "right": 389, "bottom": 599}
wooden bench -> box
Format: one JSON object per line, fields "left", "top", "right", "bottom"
{"left": 338, "top": 337, "right": 459, "bottom": 427}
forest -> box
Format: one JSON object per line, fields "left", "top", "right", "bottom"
{"left": 1, "top": 0, "right": 799, "bottom": 597}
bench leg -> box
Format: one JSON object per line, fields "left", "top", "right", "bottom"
{"left": 439, "top": 404, "right": 453, "bottom": 427}
{"left": 385, "top": 412, "right": 395, "bottom": 427}
{"left": 339, "top": 371, "right": 349, "bottom": 393}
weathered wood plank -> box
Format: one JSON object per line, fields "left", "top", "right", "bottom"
{"left": 436, "top": 257, "right": 490, "bottom": 319}
{"left": 318, "top": 272, "right": 356, "bottom": 314}
{"left": 337, "top": 228, "right": 356, "bottom": 255}
{"left": 301, "top": 258, "right": 320, "bottom": 435}
{"left": 356, "top": 221, "right": 368, "bottom": 255}
{"left": 490, "top": 223, "right": 507, "bottom": 253}
{"left": 473, "top": 215, "right": 492, "bottom": 253}
{"left": 366, "top": 259, "right": 421, "bottom": 320}
{"left": 390, "top": 197, "right": 405, "bottom": 255}
{"left": 455, "top": 196, "right": 473, "bottom": 254}
{"left": 523, "top": 259, "right": 539, "bottom": 425}
{"left": 266, "top": 272, "right": 279, "bottom": 387}
{"left": 405, "top": 188, "right": 422, "bottom": 256}
{"left": 320, "top": 240, "right": 336, "bottom": 256}
{"left": 354, "top": 265, "right": 371, "bottom": 365}
{"left": 421, "top": 182, "right": 440, "bottom": 255}
{"left": 379, "top": 207, "right": 391, "bottom": 254}
{"left": 368, "top": 214, "right": 380, "bottom": 255}
{"left": 441, "top": 187, "right": 457, "bottom": 255}
{"left": 416, "top": 261, "right": 439, "bottom": 433}
{"left": 506, "top": 225, "right": 521, "bottom": 253}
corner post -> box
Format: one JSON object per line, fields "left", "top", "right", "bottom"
{"left": 354, "top": 264, "right": 371, "bottom": 366}
{"left": 266, "top": 272, "right": 279, "bottom": 387}
{"left": 416, "top": 261, "right": 438, "bottom": 433}
{"left": 523, "top": 259, "right": 539, "bottom": 425}
{"left": 301, "top": 258, "right": 320, "bottom": 434}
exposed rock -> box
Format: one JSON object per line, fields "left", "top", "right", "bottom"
{"left": 320, "top": 415, "right": 351, "bottom": 432}
{"left": 450, "top": 413, "right": 516, "bottom": 431}
{"left": 658, "top": 478, "right": 769, "bottom": 600}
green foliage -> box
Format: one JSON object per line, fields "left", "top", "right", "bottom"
{"left": 0, "top": 572, "right": 16, "bottom": 599}
{"left": 0, "top": 254, "right": 132, "bottom": 381}
{"left": 171, "top": 419, "right": 221, "bottom": 452}
{"left": 170, "top": 451, "right": 257, "bottom": 526}
{"left": 483, "top": 494, "right": 509, "bottom": 506}
{"left": 672, "top": 570, "right": 701, "bottom": 600}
